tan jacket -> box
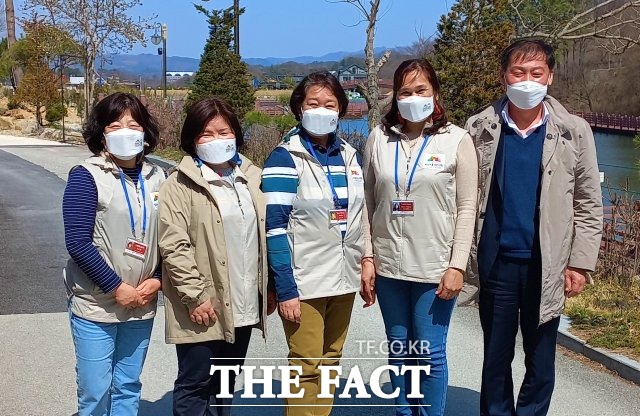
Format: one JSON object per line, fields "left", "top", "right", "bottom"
{"left": 464, "top": 96, "right": 603, "bottom": 324}
{"left": 158, "top": 155, "right": 268, "bottom": 344}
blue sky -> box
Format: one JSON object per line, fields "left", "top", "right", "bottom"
{"left": 13, "top": 0, "right": 452, "bottom": 59}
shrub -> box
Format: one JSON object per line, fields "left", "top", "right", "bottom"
{"left": 342, "top": 130, "right": 367, "bottom": 157}
{"left": 242, "top": 124, "right": 283, "bottom": 168}
{"left": 272, "top": 114, "right": 297, "bottom": 136}
{"left": 7, "top": 99, "right": 20, "bottom": 110}
{"left": 146, "top": 96, "right": 185, "bottom": 151}
{"left": 46, "top": 102, "right": 67, "bottom": 123}
{"left": 244, "top": 110, "right": 271, "bottom": 127}
{"left": 597, "top": 183, "right": 640, "bottom": 283}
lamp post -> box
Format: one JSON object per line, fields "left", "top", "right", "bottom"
{"left": 59, "top": 55, "right": 66, "bottom": 143}
{"left": 151, "top": 23, "right": 167, "bottom": 99}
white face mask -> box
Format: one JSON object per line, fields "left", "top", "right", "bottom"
{"left": 301, "top": 107, "right": 339, "bottom": 136}
{"left": 397, "top": 95, "right": 435, "bottom": 123}
{"left": 506, "top": 80, "right": 548, "bottom": 110}
{"left": 104, "top": 128, "right": 145, "bottom": 160}
{"left": 196, "top": 138, "right": 237, "bottom": 165}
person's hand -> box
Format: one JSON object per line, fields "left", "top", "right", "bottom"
{"left": 360, "top": 258, "right": 376, "bottom": 308}
{"left": 114, "top": 282, "right": 143, "bottom": 308}
{"left": 565, "top": 267, "right": 587, "bottom": 298}
{"left": 267, "top": 290, "right": 278, "bottom": 315}
{"left": 136, "top": 279, "right": 162, "bottom": 306}
{"left": 436, "top": 268, "right": 464, "bottom": 300}
{"left": 189, "top": 299, "right": 217, "bottom": 326}
{"left": 279, "top": 298, "right": 301, "bottom": 323}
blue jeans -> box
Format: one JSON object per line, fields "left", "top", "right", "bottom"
{"left": 69, "top": 312, "right": 154, "bottom": 416}
{"left": 376, "top": 276, "right": 456, "bottom": 416}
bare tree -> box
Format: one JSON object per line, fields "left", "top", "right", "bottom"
{"left": 5, "top": 0, "right": 23, "bottom": 87}
{"left": 332, "top": 0, "right": 392, "bottom": 130}
{"left": 404, "top": 31, "right": 435, "bottom": 58}
{"left": 22, "top": 0, "right": 154, "bottom": 118}
{"left": 510, "top": 0, "right": 640, "bottom": 53}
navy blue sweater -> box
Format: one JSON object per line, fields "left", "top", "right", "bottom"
{"left": 498, "top": 125, "right": 545, "bottom": 258}
{"left": 62, "top": 165, "right": 161, "bottom": 294}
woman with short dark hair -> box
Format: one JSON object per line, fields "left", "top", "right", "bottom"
{"left": 262, "top": 71, "right": 370, "bottom": 415}
{"left": 63, "top": 92, "right": 165, "bottom": 416}
{"left": 158, "top": 96, "right": 276, "bottom": 416}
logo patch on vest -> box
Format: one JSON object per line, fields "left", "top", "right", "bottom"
{"left": 424, "top": 154, "right": 446, "bottom": 170}
{"left": 150, "top": 192, "right": 160, "bottom": 209}
{"left": 349, "top": 166, "right": 364, "bottom": 183}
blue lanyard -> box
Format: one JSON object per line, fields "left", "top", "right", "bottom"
{"left": 394, "top": 135, "right": 431, "bottom": 198}
{"left": 305, "top": 137, "right": 341, "bottom": 208}
{"left": 119, "top": 170, "right": 147, "bottom": 239}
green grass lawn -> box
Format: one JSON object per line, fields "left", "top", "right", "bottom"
{"left": 154, "top": 147, "right": 184, "bottom": 163}
{"left": 565, "top": 277, "right": 640, "bottom": 359}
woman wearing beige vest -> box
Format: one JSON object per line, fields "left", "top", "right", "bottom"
{"left": 62, "top": 93, "right": 165, "bottom": 416}
{"left": 158, "top": 97, "right": 276, "bottom": 416}
{"left": 362, "top": 59, "right": 478, "bottom": 416}
{"left": 262, "top": 72, "right": 369, "bottom": 415}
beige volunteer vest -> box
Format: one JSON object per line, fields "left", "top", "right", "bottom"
{"left": 64, "top": 155, "right": 165, "bottom": 323}
{"left": 368, "top": 123, "right": 467, "bottom": 283}
{"left": 281, "top": 132, "right": 365, "bottom": 300}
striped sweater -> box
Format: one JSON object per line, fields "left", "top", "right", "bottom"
{"left": 62, "top": 165, "right": 161, "bottom": 294}
{"left": 262, "top": 132, "right": 359, "bottom": 302}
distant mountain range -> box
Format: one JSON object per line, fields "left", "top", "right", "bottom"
{"left": 243, "top": 47, "right": 388, "bottom": 66}
{"left": 100, "top": 47, "right": 392, "bottom": 75}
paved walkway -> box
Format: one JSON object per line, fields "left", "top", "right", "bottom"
{"left": 1, "top": 134, "right": 639, "bottom": 415}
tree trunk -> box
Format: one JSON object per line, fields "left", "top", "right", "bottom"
{"left": 5, "top": 0, "right": 23, "bottom": 88}
{"left": 35, "top": 104, "right": 43, "bottom": 126}
{"left": 360, "top": 0, "right": 390, "bottom": 131}
{"left": 83, "top": 54, "right": 96, "bottom": 119}
{"left": 364, "top": 1, "right": 380, "bottom": 131}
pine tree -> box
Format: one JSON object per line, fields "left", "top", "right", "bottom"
{"left": 186, "top": 5, "right": 255, "bottom": 118}
{"left": 433, "top": 0, "right": 514, "bottom": 124}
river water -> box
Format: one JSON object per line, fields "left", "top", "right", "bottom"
{"left": 340, "top": 118, "right": 640, "bottom": 198}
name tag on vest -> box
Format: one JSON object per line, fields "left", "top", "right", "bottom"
{"left": 329, "top": 209, "right": 348, "bottom": 225}
{"left": 124, "top": 238, "right": 148, "bottom": 260}
{"left": 391, "top": 200, "right": 415, "bottom": 216}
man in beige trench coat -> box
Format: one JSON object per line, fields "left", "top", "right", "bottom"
{"left": 464, "top": 39, "right": 603, "bottom": 416}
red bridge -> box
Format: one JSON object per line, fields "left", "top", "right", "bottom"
{"left": 573, "top": 112, "right": 640, "bottom": 134}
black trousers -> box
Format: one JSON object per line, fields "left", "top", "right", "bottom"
{"left": 479, "top": 255, "right": 560, "bottom": 416}
{"left": 173, "top": 326, "right": 253, "bottom": 416}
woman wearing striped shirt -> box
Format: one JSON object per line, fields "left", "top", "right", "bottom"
{"left": 62, "top": 93, "right": 165, "bottom": 416}
{"left": 262, "top": 72, "right": 370, "bottom": 415}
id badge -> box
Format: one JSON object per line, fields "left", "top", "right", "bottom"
{"left": 124, "top": 238, "right": 148, "bottom": 260}
{"left": 391, "top": 200, "right": 415, "bottom": 216}
{"left": 329, "top": 209, "right": 348, "bottom": 225}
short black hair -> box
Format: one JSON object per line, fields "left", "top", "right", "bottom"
{"left": 180, "top": 97, "right": 244, "bottom": 158}
{"left": 83, "top": 92, "right": 160, "bottom": 155}
{"left": 289, "top": 71, "right": 349, "bottom": 121}
{"left": 500, "top": 39, "right": 555, "bottom": 73}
